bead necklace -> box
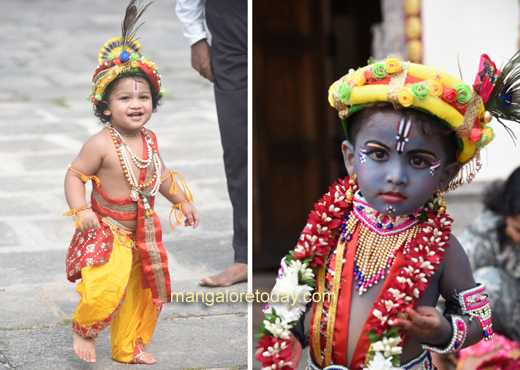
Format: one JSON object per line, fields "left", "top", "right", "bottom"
{"left": 339, "top": 191, "right": 422, "bottom": 295}
{"left": 114, "top": 129, "right": 153, "bottom": 169}
{"left": 108, "top": 125, "right": 162, "bottom": 215}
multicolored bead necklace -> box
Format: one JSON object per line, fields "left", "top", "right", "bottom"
{"left": 108, "top": 124, "right": 162, "bottom": 216}
{"left": 339, "top": 191, "right": 422, "bottom": 295}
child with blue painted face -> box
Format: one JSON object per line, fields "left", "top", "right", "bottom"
{"left": 255, "top": 54, "right": 520, "bottom": 370}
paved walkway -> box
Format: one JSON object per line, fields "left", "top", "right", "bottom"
{"left": 0, "top": 1, "right": 247, "bottom": 369}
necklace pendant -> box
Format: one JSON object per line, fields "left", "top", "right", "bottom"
{"left": 130, "top": 188, "right": 140, "bottom": 201}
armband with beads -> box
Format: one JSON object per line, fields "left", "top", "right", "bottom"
{"left": 456, "top": 283, "right": 495, "bottom": 341}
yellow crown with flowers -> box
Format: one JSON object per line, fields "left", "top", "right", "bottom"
{"left": 328, "top": 53, "right": 520, "bottom": 190}
{"left": 89, "top": 0, "right": 164, "bottom": 105}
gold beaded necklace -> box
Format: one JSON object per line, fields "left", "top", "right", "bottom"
{"left": 108, "top": 124, "right": 160, "bottom": 199}
{"left": 349, "top": 191, "right": 422, "bottom": 295}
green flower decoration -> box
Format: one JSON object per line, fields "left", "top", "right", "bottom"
{"left": 477, "top": 134, "right": 489, "bottom": 147}
{"left": 95, "top": 94, "right": 103, "bottom": 101}
{"left": 372, "top": 63, "right": 387, "bottom": 79}
{"left": 338, "top": 83, "right": 352, "bottom": 101}
{"left": 455, "top": 84, "right": 472, "bottom": 104}
{"left": 411, "top": 82, "right": 429, "bottom": 99}
{"left": 130, "top": 53, "right": 139, "bottom": 61}
{"left": 159, "top": 88, "right": 166, "bottom": 96}
{"left": 107, "top": 53, "right": 115, "bottom": 61}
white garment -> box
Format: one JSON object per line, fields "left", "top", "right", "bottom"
{"left": 175, "top": 0, "right": 207, "bottom": 46}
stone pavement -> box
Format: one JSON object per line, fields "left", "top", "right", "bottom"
{"left": 0, "top": 1, "right": 247, "bottom": 369}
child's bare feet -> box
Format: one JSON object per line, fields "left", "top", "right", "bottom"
{"left": 73, "top": 332, "right": 96, "bottom": 363}
{"left": 198, "top": 262, "right": 248, "bottom": 287}
{"left": 131, "top": 351, "right": 156, "bottom": 365}
{"left": 142, "top": 352, "right": 156, "bottom": 365}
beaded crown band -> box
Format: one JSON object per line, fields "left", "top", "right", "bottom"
{"left": 89, "top": 1, "right": 165, "bottom": 105}
{"left": 328, "top": 53, "right": 520, "bottom": 191}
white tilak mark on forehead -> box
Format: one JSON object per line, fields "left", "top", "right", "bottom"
{"left": 396, "top": 117, "right": 411, "bottom": 155}
{"left": 133, "top": 80, "right": 139, "bottom": 95}
{"left": 430, "top": 160, "right": 442, "bottom": 176}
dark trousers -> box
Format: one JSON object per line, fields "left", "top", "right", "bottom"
{"left": 206, "top": 0, "right": 248, "bottom": 264}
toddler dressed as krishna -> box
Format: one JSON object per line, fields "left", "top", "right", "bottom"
{"left": 63, "top": 0, "right": 198, "bottom": 365}
{"left": 256, "top": 52, "right": 520, "bottom": 369}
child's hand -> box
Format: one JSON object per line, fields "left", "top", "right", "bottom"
{"left": 392, "top": 306, "right": 452, "bottom": 346}
{"left": 78, "top": 209, "right": 100, "bottom": 232}
{"left": 288, "top": 333, "right": 303, "bottom": 369}
{"left": 182, "top": 202, "right": 199, "bottom": 229}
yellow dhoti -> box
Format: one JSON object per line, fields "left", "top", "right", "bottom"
{"left": 72, "top": 223, "right": 162, "bottom": 363}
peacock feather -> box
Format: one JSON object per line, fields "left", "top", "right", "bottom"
{"left": 484, "top": 51, "right": 520, "bottom": 140}
{"left": 97, "top": 0, "right": 153, "bottom": 65}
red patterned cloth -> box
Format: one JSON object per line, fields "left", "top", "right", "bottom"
{"left": 66, "top": 212, "right": 116, "bottom": 282}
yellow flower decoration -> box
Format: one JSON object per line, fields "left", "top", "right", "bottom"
{"left": 398, "top": 87, "right": 413, "bottom": 107}
{"left": 328, "top": 81, "right": 338, "bottom": 107}
{"left": 131, "top": 61, "right": 139, "bottom": 68}
{"left": 353, "top": 75, "right": 366, "bottom": 87}
{"left": 482, "top": 127, "right": 494, "bottom": 141}
{"left": 427, "top": 80, "right": 443, "bottom": 97}
{"left": 385, "top": 58, "right": 401, "bottom": 74}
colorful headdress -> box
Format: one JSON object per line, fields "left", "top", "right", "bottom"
{"left": 89, "top": 0, "right": 165, "bottom": 105}
{"left": 328, "top": 53, "right": 520, "bottom": 190}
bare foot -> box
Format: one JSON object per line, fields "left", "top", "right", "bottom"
{"left": 142, "top": 352, "right": 156, "bottom": 365}
{"left": 130, "top": 351, "right": 156, "bottom": 365}
{"left": 199, "top": 262, "right": 248, "bottom": 287}
{"left": 73, "top": 332, "right": 96, "bottom": 363}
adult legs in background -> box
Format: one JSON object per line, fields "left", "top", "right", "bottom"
{"left": 199, "top": 0, "right": 248, "bottom": 287}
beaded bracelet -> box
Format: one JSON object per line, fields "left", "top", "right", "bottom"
{"left": 169, "top": 199, "right": 191, "bottom": 229}
{"left": 63, "top": 206, "right": 91, "bottom": 228}
{"left": 421, "top": 315, "right": 467, "bottom": 354}
{"left": 457, "top": 284, "right": 495, "bottom": 341}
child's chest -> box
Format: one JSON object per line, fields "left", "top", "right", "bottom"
{"left": 97, "top": 136, "right": 153, "bottom": 198}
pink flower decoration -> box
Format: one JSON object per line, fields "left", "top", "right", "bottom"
{"left": 473, "top": 54, "right": 501, "bottom": 104}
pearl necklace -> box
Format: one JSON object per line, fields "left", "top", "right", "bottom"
{"left": 113, "top": 129, "right": 153, "bottom": 169}
{"left": 108, "top": 125, "right": 162, "bottom": 214}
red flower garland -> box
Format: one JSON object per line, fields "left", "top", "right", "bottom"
{"left": 255, "top": 335, "right": 294, "bottom": 370}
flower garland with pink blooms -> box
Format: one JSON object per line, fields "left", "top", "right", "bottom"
{"left": 255, "top": 177, "right": 453, "bottom": 370}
